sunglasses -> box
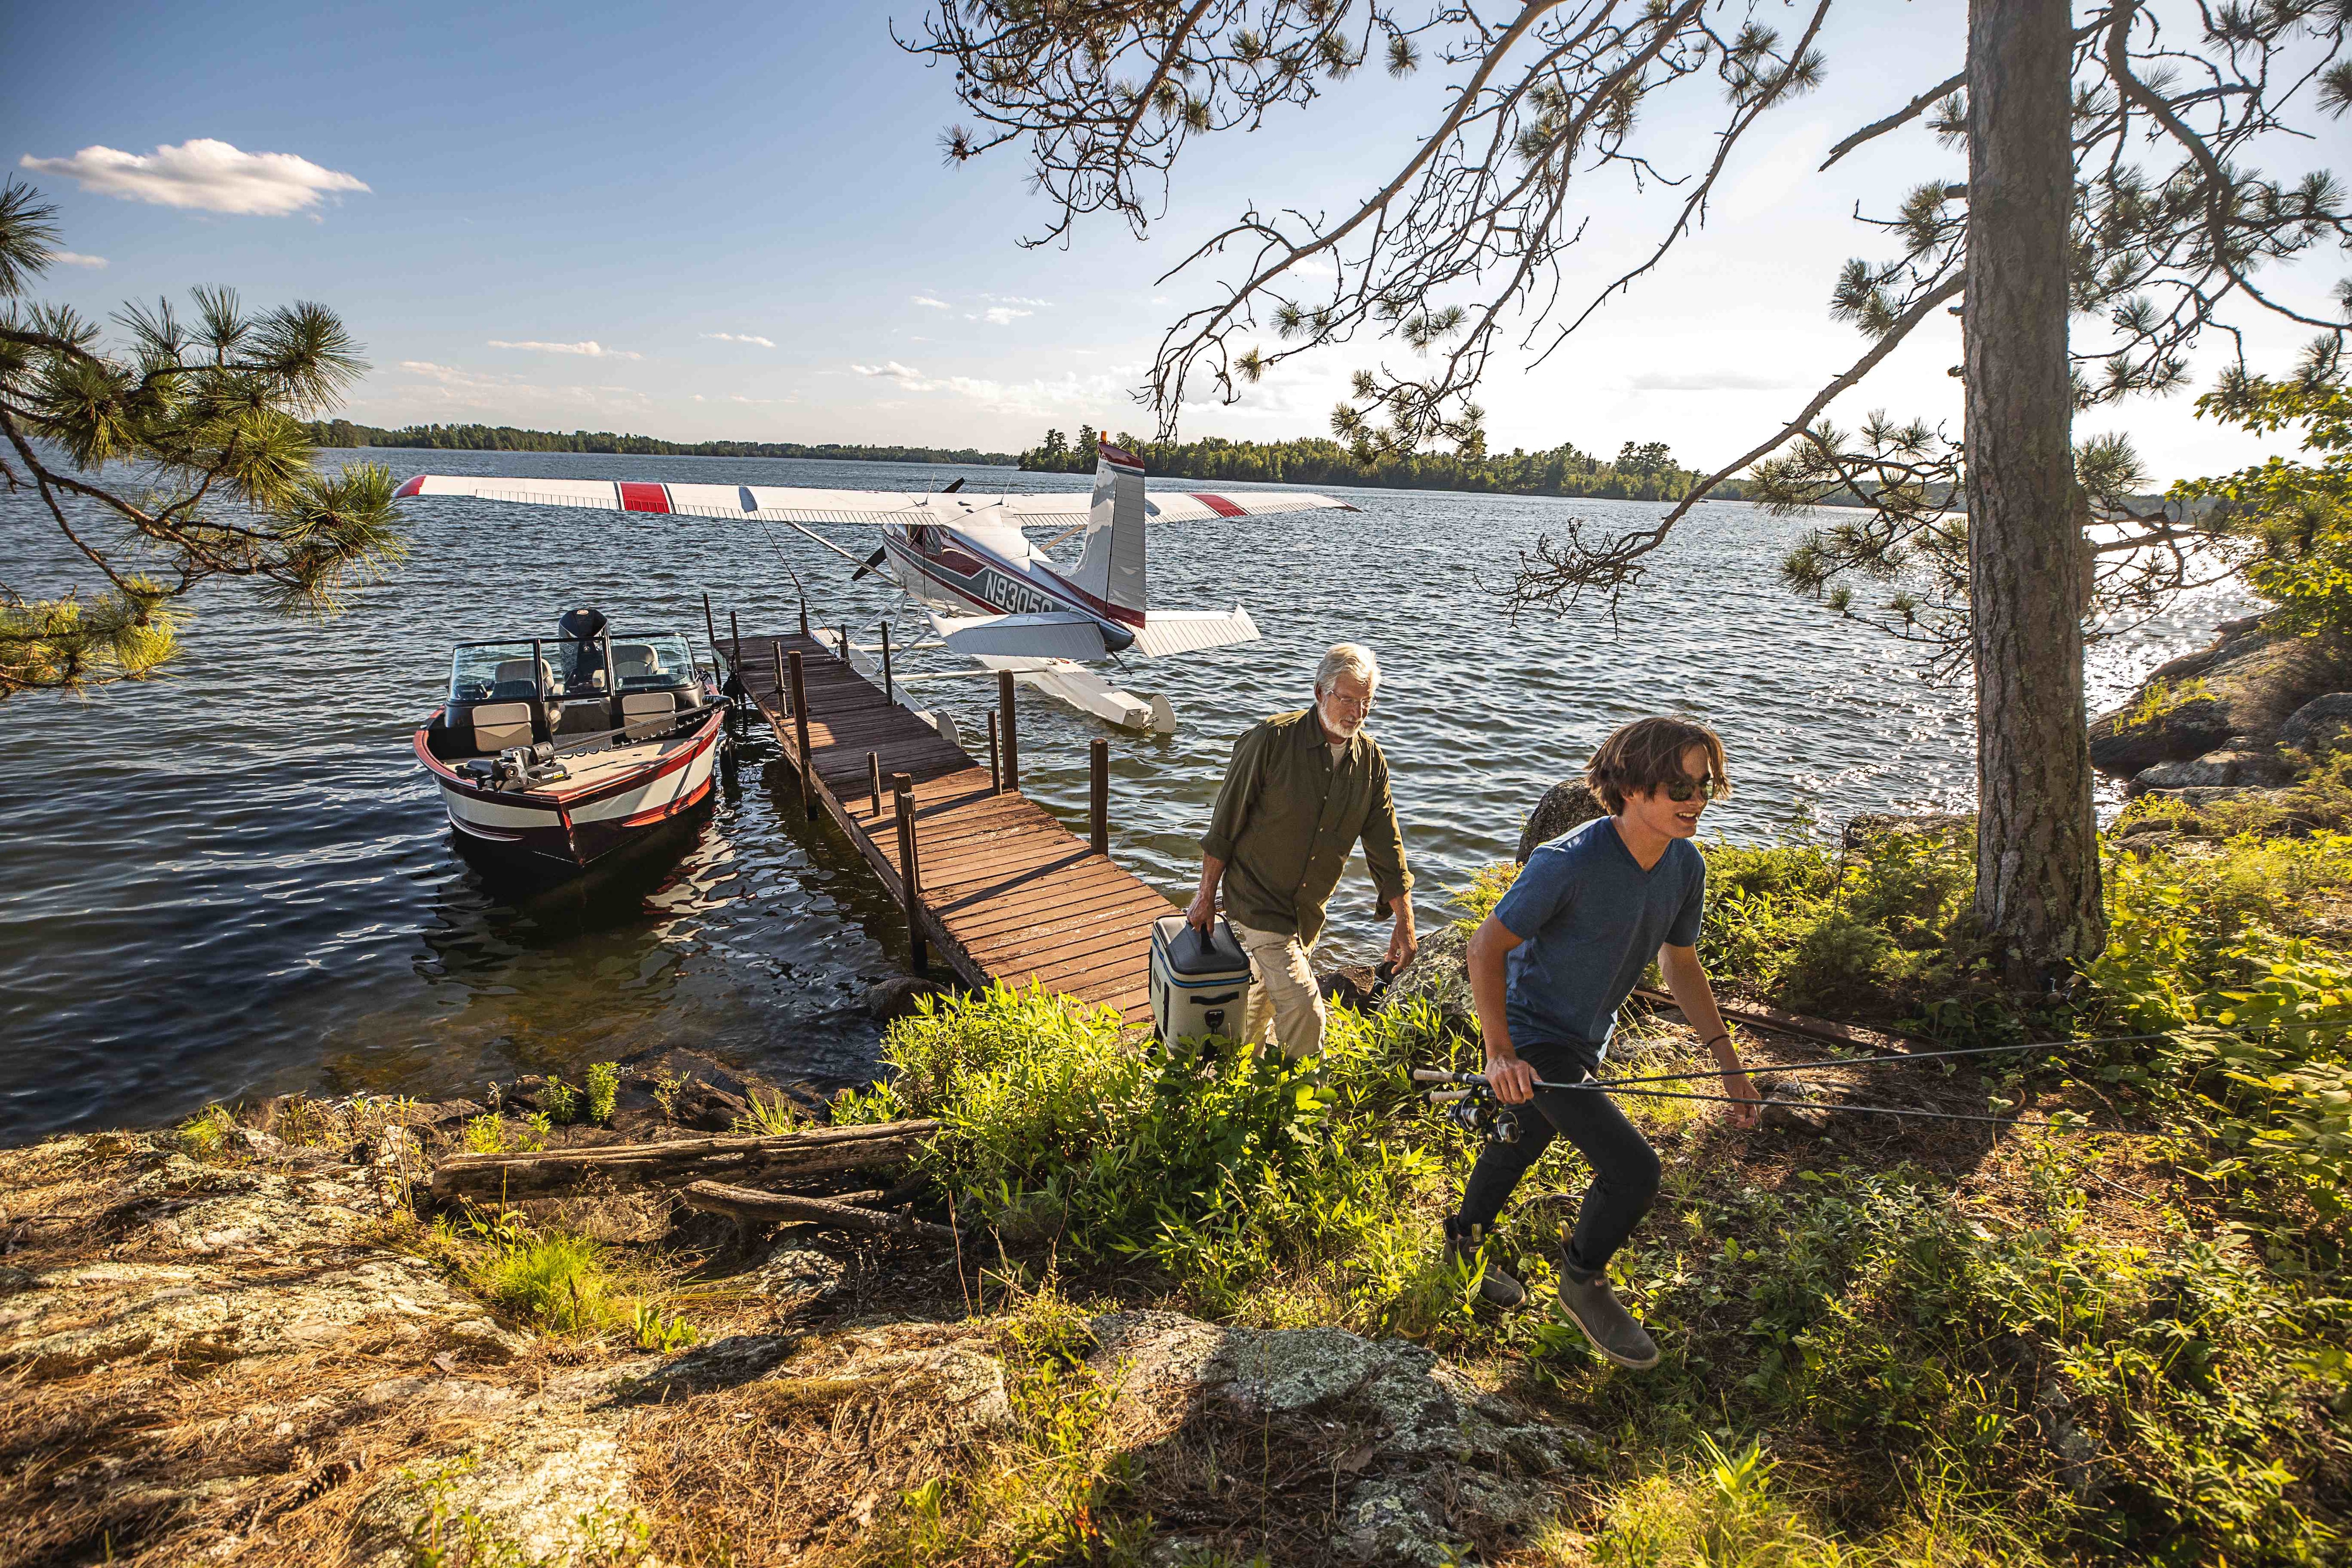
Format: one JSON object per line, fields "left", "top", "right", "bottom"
{"left": 1662, "top": 774, "right": 1720, "bottom": 803}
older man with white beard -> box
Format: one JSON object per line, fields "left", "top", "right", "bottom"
{"left": 1187, "top": 643, "right": 1416, "bottom": 1059}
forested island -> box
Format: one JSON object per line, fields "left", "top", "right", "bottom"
{"left": 305, "top": 419, "right": 1017, "bottom": 467}
{"left": 1017, "top": 424, "right": 1751, "bottom": 501}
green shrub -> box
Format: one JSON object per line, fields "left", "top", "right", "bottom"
{"left": 584, "top": 1061, "right": 620, "bottom": 1123}
{"left": 462, "top": 1114, "right": 506, "bottom": 1154}
{"left": 539, "top": 1078, "right": 578, "bottom": 1123}
{"left": 837, "top": 984, "right": 1467, "bottom": 1317}
{"left": 465, "top": 1220, "right": 622, "bottom": 1334}
{"left": 2117, "top": 676, "right": 2217, "bottom": 734}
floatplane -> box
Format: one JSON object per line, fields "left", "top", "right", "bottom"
{"left": 392, "top": 441, "right": 1359, "bottom": 731}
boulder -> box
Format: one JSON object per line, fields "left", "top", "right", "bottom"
{"left": 2282, "top": 692, "right": 2352, "bottom": 756}
{"left": 866, "top": 974, "right": 951, "bottom": 1021}
{"left": 1090, "top": 1310, "right": 1592, "bottom": 1565}
{"left": 1516, "top": 781, "right": 1607, "bottom": 862}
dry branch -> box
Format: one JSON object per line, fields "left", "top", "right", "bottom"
{"left": 425, "top": 1120, "right": 938, "bottom": 1202}
{"left": 682, "top": 1180, "right": 962, "bottom": 1243}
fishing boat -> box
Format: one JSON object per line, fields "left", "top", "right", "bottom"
{"left": 413, "top": 608, "right": 730, "bottom": 874}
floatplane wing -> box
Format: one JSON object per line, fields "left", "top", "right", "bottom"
{"left": 390, "top": 473, "right": 1355, "bottom": 526}
{"left": 393, "top": 446, "right": 1358, "bottom": 732}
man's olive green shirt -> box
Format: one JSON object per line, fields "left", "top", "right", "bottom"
{"left": 1200, "top": 708, "right": 1412, "bottom": 947}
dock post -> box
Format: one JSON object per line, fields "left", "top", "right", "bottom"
{"left": 702, "top": 592, "right": 720, "bottom": 676}
{"left": 799, "top": 597, "right": 809, "bottom": 637}
{"left": 772, "top": 643, "right": 787, "bottom": 717}
{"left": 788, "top": 650, "right": 812, "bottom": 818}
{"left": 729, "top": 610, "right": 744, "bottom": 694}
{"left": 879, "top": 622, "right": 893, "bottom": 708}
{"left": 1089, "top": 737, "right": 1109, "bottom": 856}
{"left": 892, "top": 772, "right": 926, "bottom": 972}
{"left": 839, "top": 625, "right": 850, "bottom": 665}
{"left": 987, "top": 711, "right": 1001, "bottom": 793}
{"left": 998, "top": 670, "right": 1019, "bottom": 794}
{"left": 868, "top": 751, "right": 882, "bottom": 817}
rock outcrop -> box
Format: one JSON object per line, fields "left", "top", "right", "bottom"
{"left": 1091, "top": 1310, "right": 1592, "bottom": 1565}
{"left": 2089, "top": 614, "right": 2352, "bottom": 796}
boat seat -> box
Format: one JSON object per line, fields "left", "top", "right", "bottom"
{"left": 621, "top": 690, "right": 677, "bottom": 740}
{"left": 470, "top": 701, "right": 534, "bottom": 754}
{"left": 488, "top": 657, "right": 557, "bottom": 702}
{"left": 555, "top": 701, "right": 611, "bottom": 739}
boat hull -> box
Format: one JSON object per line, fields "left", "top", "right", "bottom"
{"left": 416, "top": 707, "right": 728, "bottom": 874}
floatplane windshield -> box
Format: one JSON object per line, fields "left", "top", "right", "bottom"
{"left": 392, "top": 441, "right": 1359, "bottom": 731}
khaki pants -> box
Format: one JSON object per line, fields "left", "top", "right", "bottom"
{"left": 1229, "top": 920, "right": 1326, "bottom": 1061}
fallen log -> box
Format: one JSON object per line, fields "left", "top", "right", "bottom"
{"left": 427, "top": 1120, "right": 938, "bottom": 1202}
{"left": 682, "top": 1180, "right": 962, "bottom": 1243}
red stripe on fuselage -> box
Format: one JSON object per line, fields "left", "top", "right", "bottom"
{"left": 1190, "top": 492, "right": 1246, "bottom": 518}
{"left": 619, "top": 482, "right": 671, "bottom": 514}
{"left": 395, "top": 473, "right": 427, "bottom": 499}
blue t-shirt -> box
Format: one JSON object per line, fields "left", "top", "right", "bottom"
{"left": 1491, "top": 817, "right": 1707, "bottom": 1068}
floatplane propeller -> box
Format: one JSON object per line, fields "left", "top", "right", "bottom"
{"left": 392, "top": 442, "right": 1359, "bottom": 732}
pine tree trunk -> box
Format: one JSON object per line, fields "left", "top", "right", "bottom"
{"left": 1964, "top": 0, "right": 2106, "bottom": 987}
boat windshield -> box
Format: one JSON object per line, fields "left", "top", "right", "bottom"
{"left": 449, "top": 633, "right": 695, "bottom": 704}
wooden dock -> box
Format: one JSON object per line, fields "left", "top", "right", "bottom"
{"left": 722, "top": 627, "right": 1172, "bottom": 1026}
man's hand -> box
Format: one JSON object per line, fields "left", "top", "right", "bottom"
{"left": 1384, "top": 898, "right": 1418, "bottom": 971}
{"left": 1188, "top": 853, "right": 1226, "bottom": 934}
{"left": 1185, "top": 885, "right": 1216, "bottom": 933}
{"left": 1721, "top": 1067, "right": 1761, "bottom": 1130}
{"left": 1486, "top": 1052, "right": 1536, "bottom": 1106}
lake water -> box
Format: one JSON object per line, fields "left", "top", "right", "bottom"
{"left": 0, "top": 450, "right": 2245, "bottom": 1141}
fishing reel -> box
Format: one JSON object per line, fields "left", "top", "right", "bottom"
{"left": 1425, "top": 1080, "right": 1521, "bottom": 1146}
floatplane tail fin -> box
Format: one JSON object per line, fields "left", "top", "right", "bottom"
{"left": 1068, "top": 439, "right": 1150, "bottom": 623}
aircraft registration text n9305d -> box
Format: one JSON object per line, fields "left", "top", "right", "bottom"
{"left": 982, "top": 570, "right": 1061, "bottom": 617}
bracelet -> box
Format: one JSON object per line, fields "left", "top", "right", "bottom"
{"left": 1705, "top": 1032, "right": 1733, "bottom": 1051}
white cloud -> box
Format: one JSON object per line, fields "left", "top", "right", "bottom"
{"left": 851, "top": 360, "right": 933, "bottom": 386}
{"left": 1624, "top": 369, "right": 1800, "bottom": 392}
{"left": 703, "top": 332, "right": 776, "bottom": 348}
{"left": 976, "top": 307, "right": 1032, "bottom": 325}
{"left": 48, "top": 250, "right": 107, "bottom": 268}
{"left": 983, "top": 294, "right": 1056, "bottom": 307}
{"left": 910, "top": 295, "right": 949, "bottom": 309}
{"left": 20, "top": 139, "right": 368, "bottom": 216}
{"left": 487, "top": 339, "right": 643, "bottom": 360}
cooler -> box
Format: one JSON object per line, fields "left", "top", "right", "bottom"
{"left": 1150, "top": 915, "right": 1255, "bottom": 1048}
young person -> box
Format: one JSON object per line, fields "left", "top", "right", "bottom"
{"left": 1444, "top": 716, "right": 1760, "bottom": 1369}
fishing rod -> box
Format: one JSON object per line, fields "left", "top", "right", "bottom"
{"left": 1590, "top": 1032, "right": 2172, "bottom": 1088}
{"left": 1408, "top": 1068, "right": 2171, "bottom": 1140}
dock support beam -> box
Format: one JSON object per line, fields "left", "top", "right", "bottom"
{"left": 880, "top": 622, "right": 893, "bottom": 708}
{"left": 730, "top": 611, "right": 743, "bottom": 678}
{"left": 892, "top": 772, "right": 926, "bottom": 973}
{"left": 788, "top": 650, "right": 812, "bottom": 818}
{"left": 987, "top": 711, "right": 1001, "bottom": 793}
{"left": 867, "top": 750, "right": 882, "bottom": 817}
{"left": 997, "top": 670, "right": 1019, "bottom": 795}
{"left": 702, "top": 593, "right": 720, "bottom": 678}
{"left": 1089, "top": 738, "right": 1109, "bottom": 856}
{"left": 773, "top": 643, "right": 787, "bottom": 716}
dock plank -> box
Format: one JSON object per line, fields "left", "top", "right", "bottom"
{"left": 728, "top": 631, "right": 1174, "bottom": 1026}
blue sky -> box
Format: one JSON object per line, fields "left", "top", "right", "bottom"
{"left": 6, "top": 1, "right": 2338, "bottom": 475}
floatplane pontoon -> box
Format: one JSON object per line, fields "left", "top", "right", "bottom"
{"left": 414, "top": 608, "right": 730, "bottom": 874}
{"left": 392, "top": 442, "right": 1359, "bottom": 732}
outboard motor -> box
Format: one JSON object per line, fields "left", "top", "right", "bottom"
{"left": 558, "top": 607, "right": 610, "bottom": 692}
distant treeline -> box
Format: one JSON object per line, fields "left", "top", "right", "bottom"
{"left": 307, "top": 420, "right": 1017, "bottom": 467}
{"left": 1017, "top": 424, "right": 1749, "bottom": 501}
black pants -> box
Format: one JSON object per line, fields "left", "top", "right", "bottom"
{"left": 1456, "top": 1039, "right": 1661, "bottom": 1281}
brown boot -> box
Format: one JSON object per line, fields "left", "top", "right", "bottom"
{"left": 1441, "top": 1217, "right": 1526, "bottom": 1308}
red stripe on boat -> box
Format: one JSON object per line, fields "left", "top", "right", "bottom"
{"left": 619, "top": 482, "right": 671, "bottom": 514}
{"left": 1190, "top": 492, "right": 1246, "bottom": 518}
{"left": 394, "top": 474, "right": 428, "bottom": 499}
